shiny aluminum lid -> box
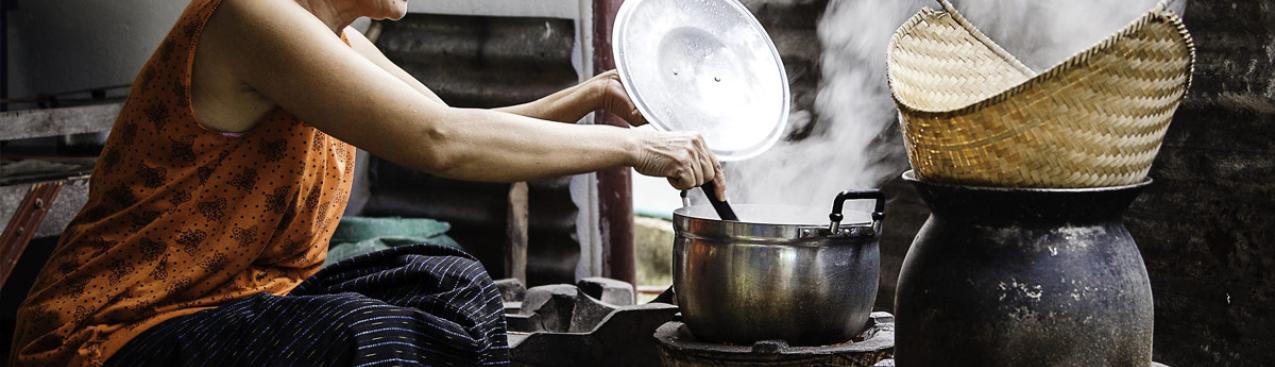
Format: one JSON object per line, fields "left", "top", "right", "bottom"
{"left": 613, "top": 0, "right": 790, "bottom": 161}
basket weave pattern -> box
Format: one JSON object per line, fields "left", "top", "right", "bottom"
{"left": 887, "top": 1, "right": 1196, "bottom": 188}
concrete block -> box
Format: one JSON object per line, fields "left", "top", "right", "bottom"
{"left": 576, "top": 277, "right": 635, "bottom": 306}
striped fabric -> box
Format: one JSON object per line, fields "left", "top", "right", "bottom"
{"left": 103, "top": 245, "right": 510, "bottom": 367}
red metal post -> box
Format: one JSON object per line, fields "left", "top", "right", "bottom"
{"left": 592, "top": 0, "right": 635, "bottom": 285}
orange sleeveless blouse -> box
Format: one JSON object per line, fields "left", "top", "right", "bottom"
{"left": 10, "top": 0, "right": 355, "bottom": 366}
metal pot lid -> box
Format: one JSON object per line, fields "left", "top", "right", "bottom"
{"left": 613, "top": 0, "right": 790, "bottom": 161}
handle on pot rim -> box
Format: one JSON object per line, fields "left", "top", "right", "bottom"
{"left": 828, "top": 189, "right": 886, "bottom": 233}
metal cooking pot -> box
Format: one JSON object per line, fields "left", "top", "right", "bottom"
{"left": 672, "top": 190, "right": 885, "bottom": 345}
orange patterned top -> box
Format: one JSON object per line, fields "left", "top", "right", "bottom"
{"left": 10, "top": 0, "right": 355, "bottom": 366}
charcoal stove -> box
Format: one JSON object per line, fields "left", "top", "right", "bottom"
{"left": 500, "top": 278, "right": 679, "bottom": 367}
{"left": 872, "top": 360, "right": 1174, "bottom": 367}
{"left": 499, "top": 277, "right": 894, "bottom": 367}
{"left": 654, "top": 312, "right": 895, "bottom": 367}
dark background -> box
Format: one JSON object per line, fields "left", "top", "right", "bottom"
{"left": 2, "top": 1, "right": 1272, "bottom": 366}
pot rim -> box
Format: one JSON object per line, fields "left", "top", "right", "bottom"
{"left": 674, "top": 203, "right": 877, "bottom": 242}
{"left": 902, "top": 170, "right": 1153, "bottom": 193}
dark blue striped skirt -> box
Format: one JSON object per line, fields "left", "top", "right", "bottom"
{"left": 105, "top": 245, "right": 510, "bottom": 367}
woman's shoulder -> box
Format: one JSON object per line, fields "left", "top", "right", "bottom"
{"left": 212, "top": 0, "right": 333, "bottom": 36}
{"left": 203, "top": 0, "right": 355, "bottom": 75}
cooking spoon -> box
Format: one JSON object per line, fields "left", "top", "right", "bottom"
{"left": 656, "top": 183, "right": 736, "bottom": 306}
{"left": 700, "top": 181, "right": 738, "bottom": 221}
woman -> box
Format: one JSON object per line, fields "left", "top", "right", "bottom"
{"left": 10, "top": 0, "right": 725, "bottom": 365}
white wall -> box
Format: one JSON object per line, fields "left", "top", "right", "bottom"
{"left": 7, "top": 0, "right": 187, "bottom": 98}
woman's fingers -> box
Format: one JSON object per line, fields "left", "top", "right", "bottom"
{"left": 668, "top": 176, "right": 691, "bottom": 191}
{"left": 606, "top": 79, "right": 647, "bottom": 126}
{"left": 670, "top": 143, "right": 700, "bottom": 191}
{"left": 632, "top": 130, "right": 723, "bottom": 192}
{"left": 670, "top": 150, "right": 698, "bottom": 191}
{"left": 595, "top": 70, "right": 647, "bottom": 126}
{"left": 695, "top": 135, "right": 717, "bottom": 183}
{"left": 711, "top": 171, "right": 728, "bottom": 200}
{"left": 677, "top": 134, "right": 718, "bottom": 192}
{"left": 689, "top": 136, "right": 711, "bottom": 192}
{"left": 705, "top": 141, "right": 727, "bottom": 200}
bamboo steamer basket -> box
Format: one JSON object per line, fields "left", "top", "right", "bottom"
{"left": 887, "top": 0, "right": 1196, "bottom": 188}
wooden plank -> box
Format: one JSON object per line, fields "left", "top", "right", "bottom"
{"left": 593, "top": 0, "right": 635, "bottom": 285}
{"left": 0, "top": 177, "right": 90, "bottom": 240}
{"left": 505, "top": 181, "right": 529, "bottom": 283}
{"left": 0, "top": 103, "right": 121, "bottom": 141}
{"left": 0, "top": 182, "right": 64, "bottom": 286}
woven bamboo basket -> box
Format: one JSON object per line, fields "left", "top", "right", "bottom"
{"left": 887, "top": 0, "right": 1196, "bottom": 188}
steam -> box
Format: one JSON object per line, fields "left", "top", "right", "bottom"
{"left": 717, "top": 0, "right": 1182, "bottom": 211}
{"left": 947, "top": 0, "right": 1183, "bottom": 71}
{"left": 722, "top": 0, "right": 929, "bottom": 209}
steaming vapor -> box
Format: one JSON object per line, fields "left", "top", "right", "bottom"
{"left": 717, "top": 0, "right": 1181, "bottom": 212}
{"left": 948, "top": 0, "right": 1182, "bottom": 71}
{"left": 723, "top": 0, "right": 928, "bottom": 210}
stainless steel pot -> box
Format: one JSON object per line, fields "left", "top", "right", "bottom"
{"left": 672, "top": 190, "right": 885, "bottom": 345}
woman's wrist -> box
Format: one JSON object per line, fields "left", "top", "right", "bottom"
{"left": 543, "top": 80, "right": 600, "bottom": 122}
{"left": 582, "top": 77, "right": 609, "bottom": 113}
{"left": 622, "top": 128, "right": 650, "bottom": 168}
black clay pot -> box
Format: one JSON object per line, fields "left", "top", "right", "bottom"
{"left": 895, "top": 171, "right": 1154, "bottom": 366}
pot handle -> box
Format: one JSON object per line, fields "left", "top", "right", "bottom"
{"left": 828, "top": 189, "right": 886, "bottom": 233}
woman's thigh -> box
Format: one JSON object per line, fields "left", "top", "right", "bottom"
{"left": 107, "top": 293, "right": 373, "bottom": 367}
{"left": 293, "top": 244, "right": 510, "bottom": 362}
{"left": 107, "top": 245, "right": 509, "bottom": 367}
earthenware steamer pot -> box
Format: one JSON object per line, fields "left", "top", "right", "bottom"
{"left": 672, "top": 190, "right": 885, "bottom": 345}
{"left": 895, "top": 171, "right": 1155, "bottom": 366}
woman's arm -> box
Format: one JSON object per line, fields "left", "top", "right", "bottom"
{"left": 494, "top": 71, "right": 646, "bottom": 124}
{"left": 344, "top": 28, "right": 447, "bottom": 106}
{"left": 346, "top": 26, "right": 640, "bottom": 125}
{"left": 209, "top": 0, "right": 722, "bottom": 192}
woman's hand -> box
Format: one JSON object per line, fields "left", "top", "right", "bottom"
{"left": 589, "top": 70, "right": 647, "bottom": 126}
{"left": 631, "top": 130, "right": 727, "bottom": 198}
{"left": 593, "top": 70, "right": 727, "bottom": 197}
